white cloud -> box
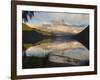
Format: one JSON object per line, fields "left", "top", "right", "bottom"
{"left": 49, "top": 13, "right": 89, "bottom": 25}
{"left": 29, "top": 11, "right": 89, "bottom": 26}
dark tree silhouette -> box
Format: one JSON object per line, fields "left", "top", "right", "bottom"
{"left": 22, "top": 11, "right": 34, "bottom": 22}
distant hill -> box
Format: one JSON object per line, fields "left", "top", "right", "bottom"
{"left": 24, "top": 23, "right": 86, "bottom": 35}
{"left": 22, "top": 23, "right": 51, "bottom": 36}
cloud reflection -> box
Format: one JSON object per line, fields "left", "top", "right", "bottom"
{"left": 25, "top": 40, "right": 89, "bottom": 65}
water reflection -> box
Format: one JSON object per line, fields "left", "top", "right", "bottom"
{"left": 23, "top": 38, "right": 89, "bottom": 68}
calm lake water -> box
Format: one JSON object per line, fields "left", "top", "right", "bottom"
{"left": 22, "top": 36, "right": 89, "bottom": 69}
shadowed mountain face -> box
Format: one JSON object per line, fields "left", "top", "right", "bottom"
{"left": 22, "top": 23, "right": 51, "bottom": 44}
{"left": 75, "top": 25, "right": 89, "bottom": 49}
{"left": 23, "top": 31, "right": 50, "bottom": 43}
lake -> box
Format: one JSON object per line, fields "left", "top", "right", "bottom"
{"left": 22, "top": 36, "right": 89, "bottom": 69}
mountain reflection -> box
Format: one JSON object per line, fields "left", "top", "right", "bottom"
{"left": 23, "top": 38, "right": 89, "bottom": 68}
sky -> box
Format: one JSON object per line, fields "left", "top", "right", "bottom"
{"left": 27, "top": 11, "right": 89, "bottom": 26}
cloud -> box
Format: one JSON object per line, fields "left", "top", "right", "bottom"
{"left": 49, "top": 13, "right": 89, "bottom": 25}
{"left": 29, "top": 11, "right": 89, "bottom": 25}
